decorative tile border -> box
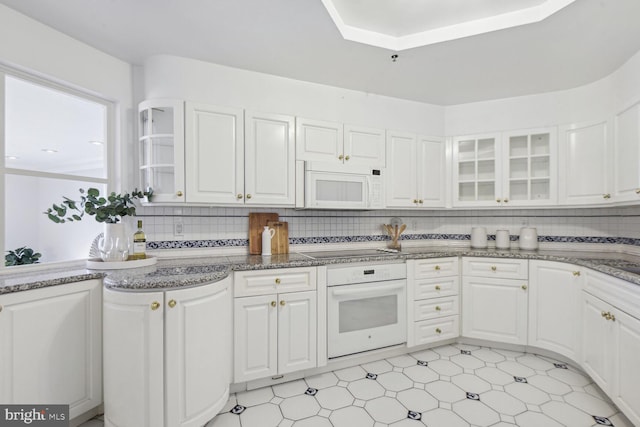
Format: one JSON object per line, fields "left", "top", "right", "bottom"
{"left": 147, "top": 234, "right": 640, "bottom": 250}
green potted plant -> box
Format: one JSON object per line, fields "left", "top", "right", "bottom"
{"left": 5, "top": 246, "right": 42, "bottom": 266}
{"left": 45, "top": 187, "right": 152, "bottom": 262}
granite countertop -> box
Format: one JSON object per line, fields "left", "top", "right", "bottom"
{"left": 2, "top": 247, "right": 640, "bottom": 294}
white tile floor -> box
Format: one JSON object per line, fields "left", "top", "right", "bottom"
{"left": 82, "top": 343, "right": 634, "bottom": 427}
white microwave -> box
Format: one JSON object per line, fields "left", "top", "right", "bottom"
{"left": 297, "top": 161, "right": 385, "bottom": 209}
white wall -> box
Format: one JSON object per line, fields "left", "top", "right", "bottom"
{"left": 0, "top": 4, "right": 135, "bottom": 189}
{"left": 445, "top": 49, "right": 640, "bottom": 135}
{"left": 142, "top": 55, "right": 445, "bottom": 137}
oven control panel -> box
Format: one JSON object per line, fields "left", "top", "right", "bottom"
{"left": 327, "top": 262, "right": 407, "bottom": 285}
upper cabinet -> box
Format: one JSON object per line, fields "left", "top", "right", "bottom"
{"left": 184, "top": 103, "right": 295, "bottom": 206}
{"left": 613, "top": 102, "right": 640, "bottom": 203}
{"left": 452, "top": 129, "right": 556, "bottom": 207}
{"left": 386, "top": 131, "right": 447, "bottom": 208}
{"left": 296, "top": 117, "right": 385, "bottom": 167}
{"left": 558, "top": 120, "right": 612, "bottom": 205}
{"left": 138, "top": 99, "right": 185, "bottom": 203}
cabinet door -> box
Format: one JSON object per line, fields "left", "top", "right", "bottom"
{"left": 528, "top": 261, "right": 582, "bottom": 361}
{"left": 296, "top": 117, "right": 343, "bottom": 163}
{"left": 613, "top": 102, "right": 640, "bottom": 202}
{"left": 0, "top": 280, "right": 102, "bottom": 420}
{"left": 165, "top": 278, "right": 231, "bottom": 427}
{"left": 185, "top": 102, "right": 244, "bottom": 204}
{"left": 502, "top": 128, "right": 557, "bottom": 206}
{"left": 385, "top": 131, "right": 418, "bottom": 208}
{"left": 103, "top": 288, "right": 165, "bottom": 427}
{"left": 417, "top": 136, "right": 447, "bottom": 207}
{"left": 581, "top": 291, "right": 615, "bottom": 394}
{"left": 453, "top": 134, "right": 502, "bottom": 207}
{"left": 244, "top": 111, "right": 296, "bottom": 206}
{"left": 461, "top": 277, "right": 528, "bottom": 344}
{"left": 559, "top": 120, "right": 612, "bottom": 205}
{"left": 277, "top": 291, "right": 317, "bottom": 375}
{"left": 344, "top": 124, "right": 386, "bottom": 167}
{"left": 613, "top": 309, "right": 640, "bottom": 426}
{"left": 139, "top": 99, "right": 185, "bottom": 203}
{"left": 234, "top": 294, "right": 278, "bottom": 382}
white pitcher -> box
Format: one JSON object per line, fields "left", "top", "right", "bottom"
{"left": 262, "top": 226, "right": 276, "bottom": 256}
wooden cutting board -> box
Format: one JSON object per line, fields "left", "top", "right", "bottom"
{"left": 248, "top": 213, "right": 279, "bottom": 254}
{"left": 267, "top": 220, "right": 289, "bottom": 254}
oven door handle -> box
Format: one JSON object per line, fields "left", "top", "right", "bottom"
{"left": 330, "top": 282, "right": 405, "bottom": 299}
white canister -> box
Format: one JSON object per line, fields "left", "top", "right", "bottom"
{"left": 261, "top": 226, "right": 276, "bottom": 256}
{"left": 495, "top": 229, "right": 510, "bottom": 250}
{"left": 470, "top": 227, "right": 488, "bottom": 249}
{"left": 519, "top": 227, "right": 539, "bottom": 250}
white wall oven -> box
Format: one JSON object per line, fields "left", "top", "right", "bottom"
{"left": 327, "top": 262, "right": 406, "bottom": 358}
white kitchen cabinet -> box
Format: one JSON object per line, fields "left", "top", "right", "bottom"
{"left": 138, "top": 99, "right": 185, "bottom": 203}
{"left": 407, "top": 258, "right": 460, "bottom": 347}
{"left": 613, "top": 101, "right": 640, "bottom": 202}
{"left": 559, "top": 120, "right": 612, "bottom": 205}
{"left": 461, "top": 258, "right": 528, "bottom": 345}
{"left": 296, "top": 117, "right": 385, "bottom": 166}
{"left": 453, "top": 133, "right": 501, "bottom": 207}
{"left": 528, "top": 260, "right": 582, "bottom": 361}
{"left": 0, "top": 280, "right": 102, "bottom": 420}
{"left": 582, "top": 291, "right": 614, "bottom": 392}
{"left": 233, "top": 268, "right": 319, "bottom": 383}
{"left": 386, "top": 131, "right": 447, "bottom": 208}
{"left": 103, "top": 277, "right": 231, "bottom": 427}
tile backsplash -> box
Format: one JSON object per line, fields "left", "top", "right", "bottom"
{"left": 133, "top": 205, "right": 640, "bottom": 249}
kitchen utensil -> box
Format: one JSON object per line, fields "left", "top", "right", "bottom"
{"left": 249, "top": 213, "right": 279, "bottom": 254}
{"left": 471, "top": 227, "right": 488, "bottom": 248}
{"left": 519, "top": 227, "right": 539, "bottom": 250}
{"left": 495, "top": 229, "right": 510, "bottom": 250}
{"left": 267, "top": 220, "right": 289, "bottom": 254}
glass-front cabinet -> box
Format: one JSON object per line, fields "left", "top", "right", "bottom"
{"left": 453, "top": 128, "right": 556, "bottom": 207}
{"left": 138, "top": 99, "right": 185, "bottom": 203}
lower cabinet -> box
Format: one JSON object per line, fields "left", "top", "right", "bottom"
{"left": 0, "top": 279, "right": 102, "bottom": 420}
{"left": 528, "top": 260, "right": 583, "bottom": 361}
{"left": 582, "top": 270, "right": 640, "bottom": 426}
{"left": 234, "top": 290, "right": 317, "bottom": 382}
{"left": 103, "top": 277, "right": 231, "bottom": 427}
{"left": 461, "top": 258, "right": 529, "bottom": 345}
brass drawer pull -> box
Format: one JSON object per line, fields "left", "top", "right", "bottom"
{"left": 572, "top": 271, "right": 581, "bottom": 276}
{"left": 435, "top": 285, "right": 441, "bottom": 291}
{"left": 168, "top": 299, "right": 177, "bottom": 308}
{"left": 435, "top": 306, "right": 441, "bottom": 311}
{"left": 521, "top": 284, "right": 528, "bottom": 291}
{"left": 280, "top": 300, "right": 286, "bottom": 307}
{"left": 491, "top": 266, "right": 497, "bottom": 271}
{"left": 275, "top": 278, "right": 281, "bottom": 285}
{"left": 435, "top": 328, "right": 442, "bottom": 334}
{"left": 434, "top": 265, "right": 441, "bottom": 271}
{"left": 151, "top": 301, "right": 160, "bottom": 311}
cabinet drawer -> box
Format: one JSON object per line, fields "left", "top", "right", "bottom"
{"left": 234, "top": 267, "right": 316, "bottom": 297}
{"left": 414, "top": 296, "right": 459, "bottom": 321}
{"left": 412, "top": 257, "right": 459, "bottom": 279}
{"left": 414, "top": 277, "right": 459, "bottom": 300}
{"left": 413, "top": 315, "right": 459, "bottom": 346}
{"left": 462, "top": 257, "right": 528, "bottom": 279}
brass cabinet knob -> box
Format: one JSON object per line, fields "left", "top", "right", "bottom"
{"left": 345, "top": 155, "right": 350, "bottom": 161}
{"left": 168, "top": 299, "right": 177, "bottom": 308}
{"left": 338, "top": 154, "right": 344, "bottom": 160}
{"left": 603, "top": 194, "right": 611, "bottom": 199}
{"left": 601, "top": 311, "right": 608, "bottom": 318}
{"left": 271, "top": 301, "right": 276, "bottom": 307}
{"left": 246, "top": 194, "right": 252, "bottom": 199}
{"left": 151, "top": 301, "right": 161, "bottom": 311}
{"left": 435, "top": 306, "right": 441, "bottom": 311}
{"left": 435, "top": 328, "right": 442, "bottom": 334}
{"left": 434, "top": 265, "right": 441, "bottom": 271}
{"left": 636, "top": 188, "right": 640, "bottom": 194}
{"left": 572, "top": 271, "right": 581, "bottom": 276}
{"left": 275, "top": 278, "right": 281, "bottom": 284}
{"left": 236, "top": 193, "right": 243, "bottom": 199}
{"left": 176, "top": 191, "right": 183, "bottom": 197}
{"left": 503, "top": 198, "right": 509, "bottom": 203}
{"left": 418, "top": 199, "right": 424, "bottom": 204}
{"left": 491, "top": 266, "right": 497, "bottom": 271}
{"left": 413, "top": 199, "right": 418, "bottom": 204}
{"left": 280, "top": 300, "right": 286, "bottom": 306}
{"left": 521, "top": 284, "right": 528, "bottom": 290}
{"left": 435, "top": 285, "right": 441, "bottom": 291}
{"left": 496, "top": 199, "right": 502, "bottom": 203}
{"left": 609, "top": 313, "right": 616, "bottom": 322}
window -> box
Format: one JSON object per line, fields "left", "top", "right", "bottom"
{"left": 2, "top": 71, "right": 111, "bottom": 266}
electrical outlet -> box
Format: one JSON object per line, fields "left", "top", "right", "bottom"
{"left": 174, "top": 221, "right": 184, "bottom": 236}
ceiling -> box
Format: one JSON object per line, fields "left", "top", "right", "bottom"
{"left": 1, "top": 0, "right": 640, "bottom": 105}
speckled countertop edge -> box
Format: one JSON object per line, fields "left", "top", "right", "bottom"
{"left": 2, "top": 247, "right": 640, "bottom": 294}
